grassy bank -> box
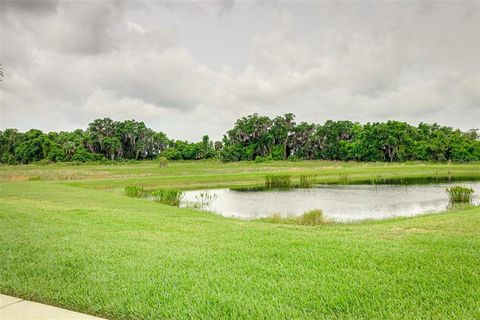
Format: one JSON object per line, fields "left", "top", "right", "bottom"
{"left": 1, "top": 161, "right": 479, "bottom": 319}
{"left": 1, "top": 160, "right": 479, "bottom": 191}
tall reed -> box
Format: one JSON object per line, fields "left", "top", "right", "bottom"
{"left": 125, "top": 185, "right": 144, "bottom": 198}
{"left": 338, "top": 173, "right": 349, "bottom": 185}
{"left": 299, "top": 174, "right": 317, "bottom": 188}
{"left": 296, "top": 209, "right": 328, "bottom": 225}
{"left": 151, "top": 188, "right": 184, "bottom": 206}
{"left": 265, "top": 174, "right": 292, "bottom": 189}
{"left": 446, "top": 186, "right": 474, "bottom": 204}
{"left": 260, "top": 209, "right": 328, "bottom": 226}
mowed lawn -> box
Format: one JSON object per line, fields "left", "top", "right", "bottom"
{"left": 0, "top": 161, "right": 479, "bottom": 319}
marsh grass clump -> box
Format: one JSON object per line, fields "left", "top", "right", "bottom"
{"left": 151, "top": 188, "right": 184, "bottom": 206}
{"left": 265, "top": 174, "right": 291, "bottom": 189}
{"left": 338, "top": 173, "right": 349, "bottom": 185}
{"left": 299, "top": 174, "right": 317, "bottom": 188}
{"left": 260, "top": 209, "right": 328, "bottom": 226}
{"left": 446, "top": 185, "right": 474, "bottom": 204}
{"left": 296, "top": 209, "right": 328, "bottom": 225}
{"left": 158, "top": 156, "right": 169, "bottom": 168}
{"left": 125, "top": 185, "right": 144, "bottom": 198}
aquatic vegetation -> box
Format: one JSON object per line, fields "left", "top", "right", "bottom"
{"left": 125, "top": 185, "right": 144, "bottom": 198}
{"left": 151, "top": 188, "right": 184, "bottom": 206}
{"left": 193, "top": 192, "right": 218, "bottom": 210}
{"left": 446, "top": 185, "right": 474, "bottom": 204}
{"left": 299, "top": 174, "right": 317, "bottom": 188}
{"left": 260, "top": 209, "right": 328, "bottom": 226}
{"left": 265, "top": 174, "right": 291, "bottom": 189}
{"left": 338, "top": 173, "right": 349, "bottom": 184}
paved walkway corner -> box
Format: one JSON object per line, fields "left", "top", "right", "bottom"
{"left": 0, "top": 294, "right": 106, "bottom": 320}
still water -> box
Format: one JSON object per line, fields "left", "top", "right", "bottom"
{"left": 182, "top": 182, "right": 480, "bottom": 221}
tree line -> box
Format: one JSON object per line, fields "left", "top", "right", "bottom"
{"left": 1, "top": 114, "right": 479, "bottom": 164}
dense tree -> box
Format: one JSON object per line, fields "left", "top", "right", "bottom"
{"left": 0, "top": 114, "right": 479, "bottom": 164}
{"left": 271, "top": 113, "right": 296, "bottom": 159}
{"left": 160, "top": 135, "right": 216, "bottom": 160}
{"left": 0, "top": 129, "right": 23, "bottom": 164}
{"left": 288, "top": 122, "right": 317, "bottom": 159}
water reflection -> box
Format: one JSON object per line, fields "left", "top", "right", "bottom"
{"left": 182, "top": 182, "right": 480, "bottom": 221}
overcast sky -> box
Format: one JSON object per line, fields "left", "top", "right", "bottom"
{"left": 1, "top": 0, "right": 479, "bottom": 140}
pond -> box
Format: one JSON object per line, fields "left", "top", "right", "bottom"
{"left": 182, "top": 182, "right": 480, "bottom": 221}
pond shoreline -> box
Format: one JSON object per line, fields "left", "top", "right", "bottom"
{"left": 182, "top": 181, "right": 480, "bottom": 222}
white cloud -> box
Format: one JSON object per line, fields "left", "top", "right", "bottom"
{"left": 1, "top": 1, "right": 479, "bottom": 140}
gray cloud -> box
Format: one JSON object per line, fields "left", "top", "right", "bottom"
{"left": 0, "top": 1, "right": 479, "bottom": 140}
{"left": 2, "top": 0, "right": 59, "bottom": 13}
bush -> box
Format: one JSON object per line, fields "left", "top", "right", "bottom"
{"left": 219, "top": 145, "right": 243, "bottom": 162}
{"left": 151, "top": 188, "right": 184, "bottom": 206}
{"left": 265, "top": 174, "right": 291, "bottom": 189}
{"left": 255, "top": 155, "right": 273, "bottom": 163}
{"left": 125, "top": 185, "right": 144, "bottom": 198}
{"left": 271, "top": 145, "right": 284, "bottom": 160}
{"left": 158, "top": 156, "right": 169, "bottom": 167}
{"left": 446, "top": 185, "right": 474, "bottom": 204}
{"left": 255, "top": 156, "right": 265, "bottom": 163}
{"left": 161, "top": 148, "right": 182, "bottom": 160}
{"left": 2, "top": 153, "right": 17, "bottom": 165}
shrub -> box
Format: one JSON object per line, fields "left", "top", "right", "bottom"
{"left": 158, "top": 156, "right": 169, "bottom": 168}
{"left": 255, "top": 156, "right": 265, "bottom": 163}
{"left": 219, "top": 145, "right": 243, "bottom": 162}
{"left": 255, "top": 155, "right": 273, "bottom": 163}
{"left": 161, "top": 148, "right": 182, "bottom": 160}
{"left": 125, "top": 185, "right": 144, "bottom": 198}
{"left": 265, "top": 174, "right": 291, "bottom": 189}
{"left": 151, "top": 188, "right": 184, "bottom": 206}
{"left": 446, "top": 185, "right": 474, "bottom": 204}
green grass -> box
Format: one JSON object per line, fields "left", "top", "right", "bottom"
{"left": 1, "top": 160, "right": 480, "bottom": 319}
{"left": 2, "top": 160, "right": 479, "bottom": 191}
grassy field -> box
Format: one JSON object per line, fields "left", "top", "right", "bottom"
{"left": 1, "top": 159, "right": 479, "bottom": 190}
{"left": 1, "top": 161, "right": 479, "bottom": 319}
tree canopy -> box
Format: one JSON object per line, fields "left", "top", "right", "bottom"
{"left": 1, "top": 115, "right": 479, "bottom": 164}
